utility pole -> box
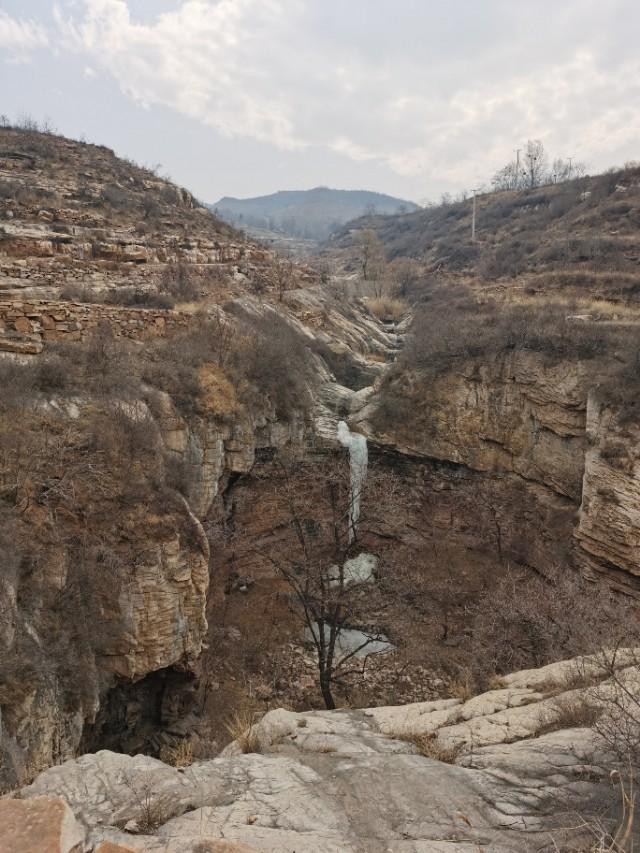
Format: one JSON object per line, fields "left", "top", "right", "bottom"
{"left": 471, "top": 188, "right": 480, "bottom": 242}
{"left": 514, "top": 148, "right": 521, "bottom": 189}
{"left": 567, "top": 156, "right": 574, "bottom": 179}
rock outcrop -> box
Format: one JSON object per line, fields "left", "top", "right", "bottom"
{"left": 11, "top": 652, "right": 633, "bottom": 852}
{"left": 367, "top": 347, "right": 640, "bottom": 590}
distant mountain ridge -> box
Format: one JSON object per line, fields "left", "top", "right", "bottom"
{"left": 209, "top": 187, "right": 419, "bottom": 243}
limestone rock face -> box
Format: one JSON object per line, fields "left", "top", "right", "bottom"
{"left": 378, "top": 351, "right": 589, "bottom": 499}
{"left": 0, "top": 503, "right": 210, "bottom": 790}
{"left": 103, "top": 533, "right": 209, "bottom": 681}
{"left": 17, "top": 653, "right": 634, "bottom": 852}
{"left": 577, "top": 394, "right": 640, "bottom": 581}
{"left": 369, "top": 350, "right": 640, "bottom": 587}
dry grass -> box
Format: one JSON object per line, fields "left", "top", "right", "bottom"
{"left": 448, "top": 671, "right": 474, "bottom": 702}
{"left": 503, "top": 291, "right": 640, "bottom": 322}
{"left": 159, "top": 738, "right": 193, "bottom": 768}
{"left": 368, "top": 296, "right": 407, "bottom": 322}
{"left": 224, "top": 708, "right": 262, "bottom": 754}
{"left": 197, "top": 363, "right": 240, "bottom": 417}
{"left": 539, "top": 694, "right": 602, "bottom": 736}
{"left": 391, "top": 731, "right": 463, "bottom": 764}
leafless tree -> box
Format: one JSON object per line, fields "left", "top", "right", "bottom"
{"left": 491, "top": 161, "right": 522, "bottom": 192}
{"left": 270, "top": 255, "right": 296, "bottom": 301}
{"left": 389, "top": 257, "right": 421, "bottom": 298}
{"left": 248, "top": 454, "right": 392, "bottom": 709}
{"left": 358, "top": 229, "right": 387, "bottom": 284}
{"left": 523, "top": 139, "right": 549, "bottom": 189}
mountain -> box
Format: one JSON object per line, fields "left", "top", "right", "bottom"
{"left": 210, "top": 186, "right": 420, "bottom": 244}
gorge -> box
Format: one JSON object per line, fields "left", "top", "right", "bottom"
{"left": 1, "top": 125, "right": 640, "bottom": 851}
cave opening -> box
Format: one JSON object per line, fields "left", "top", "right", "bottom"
{"left": 80, "top": 667, "right": 199, "bottom": 758}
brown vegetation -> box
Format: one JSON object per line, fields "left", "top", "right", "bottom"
{"left": 368, "top": 296, "right": 407, "bottom": 322}
{"left": 374, "top": 282, "right": 640, "bottom": 435}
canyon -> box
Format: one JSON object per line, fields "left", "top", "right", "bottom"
{"left": 1, "top": 126, "right": 640, "bottom": 850}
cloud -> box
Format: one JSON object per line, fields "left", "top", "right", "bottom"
{"left": 0, "top": 11, "right": 49, "bottom": 61}
{"left": 51, "top": 0, "right": 640, "bottom": 188}
{"left": 55, "top": 0, "right": 301, "bottom": 147}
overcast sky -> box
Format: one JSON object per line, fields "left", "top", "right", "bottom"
{"left": 1, "top": 1, "right": 639, "bottom": 203}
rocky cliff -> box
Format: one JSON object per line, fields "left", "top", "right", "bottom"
{"left": 6, "top": 651, "right": 636, "bottom": 852}
{"left": 363, "top": 341, "right": 640, "bottom": 592}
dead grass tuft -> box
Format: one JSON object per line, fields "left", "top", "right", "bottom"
{"left": 539, "top": 694, "right": 602, "bottom": 736}
{"left": 197, "top": 363, "right": 240, "bottom": 417}
{"left": 391, "top": 731, "right": 463, "bottom": 764}
{"left": 224, "top": 708, "right": 262, "bottom": 754}
{"left": 368, "top": 296, "right": 407, "bottom": 322}
{"left": 448, "top": 670, "right": 475, "bottom": 702}
{"left": 159, "top": 738, "right": 193, "bottom": 768}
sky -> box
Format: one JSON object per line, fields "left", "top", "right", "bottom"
{"left": 1, "top": 1, "right": 639, "bottom": 204}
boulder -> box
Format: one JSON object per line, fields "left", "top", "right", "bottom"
{"left": 0, "top": 797, "right": 85, "bottom": 853}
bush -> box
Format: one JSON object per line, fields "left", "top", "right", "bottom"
{"left": 233, "top": 312, "right": 312, "bottom": 418}
{"left": 103, "top": 288, "right": 175, "bottom": 309}
{"left": 101, "top": 184, "right": 130, "bottom": 209}
{"left": 368, "top": 296, "right": 407, "bottom": 322}
{"left": 59, "top": 283, "right": 101, "bottom": 303}
{"left": 34, "top": 356, "right": 68, "bottom": 392}
{"left": 159, "top": 262, "right": 201, "bottom": 303}
{"left": 468, "top": 567, "right": 634, "bottom": 692}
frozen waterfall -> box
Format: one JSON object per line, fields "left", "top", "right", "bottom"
{"left": 337, "top": 420, "right": 368, "bottom": 542}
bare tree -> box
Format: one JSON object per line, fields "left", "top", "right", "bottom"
{"left": 550, "top": 157, "right": 587, "bottom": 183}
{"left": 251, "top": 455, "right": 391, "bottom": 709}
{"left": 358, "top": 229, "right": 387, "bottom": 283}
{"left": 389, "top": 257, "right": 421, "bottom": 298}
{"left": 270, "top": 255, "right": 296, "bottom": 302}
{"left": 523, "top": 139, "right": 549, "bottom": 189}
{"left": 491, "top": 161, "right": 522, "bottom": 192}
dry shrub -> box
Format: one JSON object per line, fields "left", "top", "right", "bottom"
{"left": 391, "top": 731, "right": 462, "bottom": 764}
{"left": 469, "top": 567, "right": 636, "bottom": 692}
{"left": 368, "top": 296, "right": 407, "bottom": 322}
{"left": 540, "top": 694, "right": 602, "bottom": 736}
{"left": 122, "top": 772, "right": 175, "bottom": 833}
{"left": 556, "top": 772, "right": 636, "bottom": 853}
{"left": 103, "top": 287, "right": 174, "bottom": 309}
{"left": 197, "top": 363, "right": 239, "bottom": 417}
{"left": 224, "top": 709, "right": 261, "bottom": 754}
{"left": 587, "top": 651, "right": 640, "bottom": 776}
{"left": 232, "top": 310, "right": 313, "bottom": 418}
{"left": 159, "top": 262, "right": 201, "bottom": 303}
{"left": 601, "top": 443, "right": 634, "bottom": 472}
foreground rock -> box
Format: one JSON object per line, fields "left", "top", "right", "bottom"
{"left": 10, "top": 653, "right": 634, "bottom": 852}
{"left": 0, "top": 797, "right": 84, "bottom": 853}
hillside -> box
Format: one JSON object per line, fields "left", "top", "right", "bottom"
{"left": 211, "top": 186, "right": 419, "bottom": 244}
{"left": 328, "top": 166, "right": 640, "bottom": 302}
{"left": 0, "top": 126, "right": 291, "bottom": 310}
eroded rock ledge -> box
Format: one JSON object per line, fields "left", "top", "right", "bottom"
{"left": 8, "top": 652, "right": 635, "bottom": 852}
